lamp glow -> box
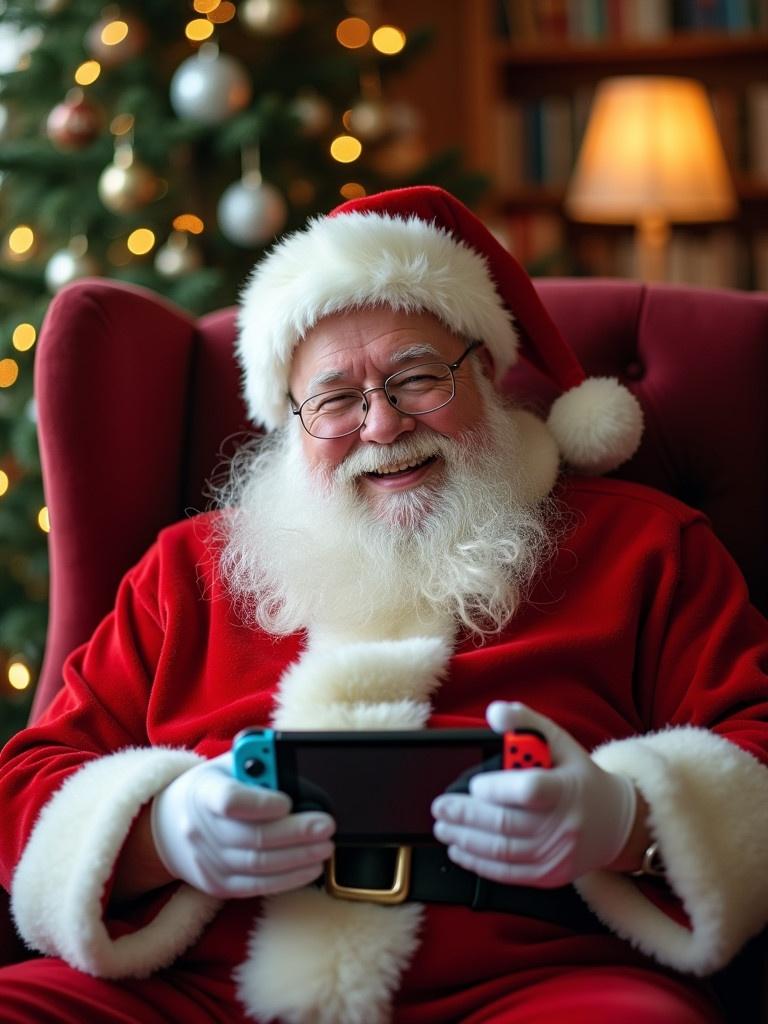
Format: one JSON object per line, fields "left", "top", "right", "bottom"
{"left": 37, "top": 506, "right": 50, "bottom": 533}
{"left": 565, "top": 76, "right": 737, "bottom": 281}
{"left": 0, "top": 470, "right": 8, "bottom": 496}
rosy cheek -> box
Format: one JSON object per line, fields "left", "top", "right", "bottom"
{"left": 301, "top": 433, "right": 353, "bottom": 474}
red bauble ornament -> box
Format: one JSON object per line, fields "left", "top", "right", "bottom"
{"left": 46, "top": 89, "right": 103, "bottom": 150}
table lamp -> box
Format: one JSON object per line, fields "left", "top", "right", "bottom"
{"left": 564, "top": 76, "right": 737, "bottom": 281}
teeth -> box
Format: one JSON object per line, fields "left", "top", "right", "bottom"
{"left": 375, "top": 457, "right": 429, "bottom": 476}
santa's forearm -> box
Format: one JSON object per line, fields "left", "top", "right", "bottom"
{"left": 111, "top": 803, "right": 174, "bottom": 902}
{"left": 605, "top": 789, "right": 652, "bottom": 874}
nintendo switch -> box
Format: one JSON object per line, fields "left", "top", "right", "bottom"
{"left": 233, "top": 727, "right": 551, "bottom": 843}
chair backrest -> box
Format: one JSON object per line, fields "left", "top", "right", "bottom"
{"left": 32, "top": 276, "right": 768, "bottom": 720}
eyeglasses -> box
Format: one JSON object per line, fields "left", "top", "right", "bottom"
{"left": 290, "top": 341, "right": 481, "bottom": 439}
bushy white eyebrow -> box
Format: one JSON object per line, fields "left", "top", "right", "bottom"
{"left": 305, "top": 343, "right": 444, "bottom": 394}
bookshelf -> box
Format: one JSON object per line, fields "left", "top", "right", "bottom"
{"left": 383, "top": 0, "right": 768, "bottom": 288}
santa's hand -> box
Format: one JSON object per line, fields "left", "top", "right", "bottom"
{"left": 431, "top": 702, "right": 637, "bottom": 888}
{"left": 150, "top": 752, "right": 335, "bottom": 899}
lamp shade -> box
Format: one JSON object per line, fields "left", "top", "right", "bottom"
{"left": 564, "top": 76, "right": 737, "bottom": 224}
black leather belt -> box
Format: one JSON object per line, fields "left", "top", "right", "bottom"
{"left": 323, "top": 844, "right": 605, "bottom": 933}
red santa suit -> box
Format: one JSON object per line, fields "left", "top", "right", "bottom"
{"left": 2, "top": 475, "right": 768, "bottom": 1023}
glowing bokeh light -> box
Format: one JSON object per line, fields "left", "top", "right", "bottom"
{"left": 127, "top": 228, "right": 156, "bottom": 255}
{"left": 0, "top": 359, "right": 19, "bottom": 388}
{"left": 101, "top": 20, "right": 129, "bottom": 46}
{"left": 185, "top": 18, "right": 215, "bottom": 40}
{"left": 208, "top": 1, "right": 235, "bottom": 23}
{"left": 8, "top": 225, "right": 34, "bottom": 254}
{"left": 172, "top": 213, "right": 205, "bottom": 234}
{"left": 330, "top": 135, "right": 362, "bottom": 163}
{"left": 8, "top": 661, "right": 31, "bottom": 691}
{"left": 74, "top": 59, "right": 101, "bottom": 85}
{"left": 12, "top": 323, "right": 37, "bottom": 352}
{"left": 372, "top": 25, "right": 406, "bottom": 54}
{"left": 340, "top": 182, "right": 366, "bottom": 199}
{"left": 336, "top": 17, "right": 370, "bottom": 48}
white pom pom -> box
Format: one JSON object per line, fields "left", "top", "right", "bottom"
{"left": 547, "top": 377, "right": 644, "bottom": 475}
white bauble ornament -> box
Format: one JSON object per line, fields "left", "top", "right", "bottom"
{"left": 170, "top": 43, "right": 252, "bottom": 123}
{"left": 217, "top": 177, "right": 287, "bottom": 247}
{"left": 44, "top": 236, "right": 99, "bottom": 292}
{"left": 98, "top": 146, "right": 158, "bottom": 213}
{"left": 240, "top": 0, "right": 302, "bottom": 35}
{"left": 154, "top": 231, "right": 203, "bottom": 278}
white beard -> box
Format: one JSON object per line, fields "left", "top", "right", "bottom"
{"left": 212, "top": 381, "right": 556, "bottom": 641}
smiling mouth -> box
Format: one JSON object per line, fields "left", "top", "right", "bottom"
{"left": 365, "top": 455, "right": 438, "bottom": 479}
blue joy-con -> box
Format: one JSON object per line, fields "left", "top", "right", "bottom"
{"left": 233, "top": 728, "right": 278, "bottom": 789}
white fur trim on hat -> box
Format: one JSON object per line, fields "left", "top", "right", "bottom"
{"left": 547, "top": 377, "right": 644, "bottom": 475}
{"left": 237, "top": 211, "right": 520, "bottom": 430}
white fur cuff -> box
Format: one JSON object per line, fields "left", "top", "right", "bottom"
{"left": 11, "top": 747, "right": 222, "bottom": 978}
{"left": 576, "top": 728, "right": 768, "bottom": 975}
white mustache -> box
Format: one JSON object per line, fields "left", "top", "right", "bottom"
{"left": 333, "top": 434, "right": 452, "bottom": 484}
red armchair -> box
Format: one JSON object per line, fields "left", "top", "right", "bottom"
{"left": 2, "top": 276, "right": 767, "bottom": 1011}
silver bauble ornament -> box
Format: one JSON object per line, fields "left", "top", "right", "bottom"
{"left": 98, "top": 146, "right": 158, "bottom": 213}
{"left": 44, "top": 236, "right": 99, "bottom": 292}
{"left": 240, "top": 0, "right": 302, "bottom": 35}
{"left": 170, "top": 43, "right": 252, "bottom": 123}
{"left": 154, "top": 231, "right": 203, "bottom": 278}
{"left": 217, "top": 176, "right": 287, "bottom": 247}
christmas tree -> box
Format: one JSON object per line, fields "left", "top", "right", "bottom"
{"left": 0, "top": 0, "right": 483, "bottom": 740}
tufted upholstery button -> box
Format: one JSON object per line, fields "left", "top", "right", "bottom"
{"left": 624, "top": 360, "right": 645, "bottom": 381}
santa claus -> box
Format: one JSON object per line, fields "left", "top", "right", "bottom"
{"left": 2, "top": 187, "right": 768, "bottom": 1024}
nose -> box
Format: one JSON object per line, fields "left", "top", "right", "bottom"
{"left": 359, "top": 387, "right": 416, "bottom": 444}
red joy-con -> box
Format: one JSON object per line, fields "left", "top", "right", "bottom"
{"left": 503, "top": 729, "right": 552, "bottom": 770}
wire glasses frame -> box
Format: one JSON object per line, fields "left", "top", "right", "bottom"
{"left": 289, "top": 340, "right": 482, "bottom": 439}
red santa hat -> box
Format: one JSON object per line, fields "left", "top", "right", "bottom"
{"left": 237, "top": 185, "right": 643, "bottom": 475}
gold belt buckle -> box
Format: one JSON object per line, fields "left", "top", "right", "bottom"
{"left": 325, "top": 845, "right": 412, "bottom": 905}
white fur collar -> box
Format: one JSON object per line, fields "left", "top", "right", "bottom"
{"left": 235, "top": 633, "right": 453, "bottom": 1023}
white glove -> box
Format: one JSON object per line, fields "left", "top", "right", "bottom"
{"left": 431, "top": 702, "right": 637, "bottom": 888}
{"left": 150, "top": 751, "right": 336, "bottom": 899}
